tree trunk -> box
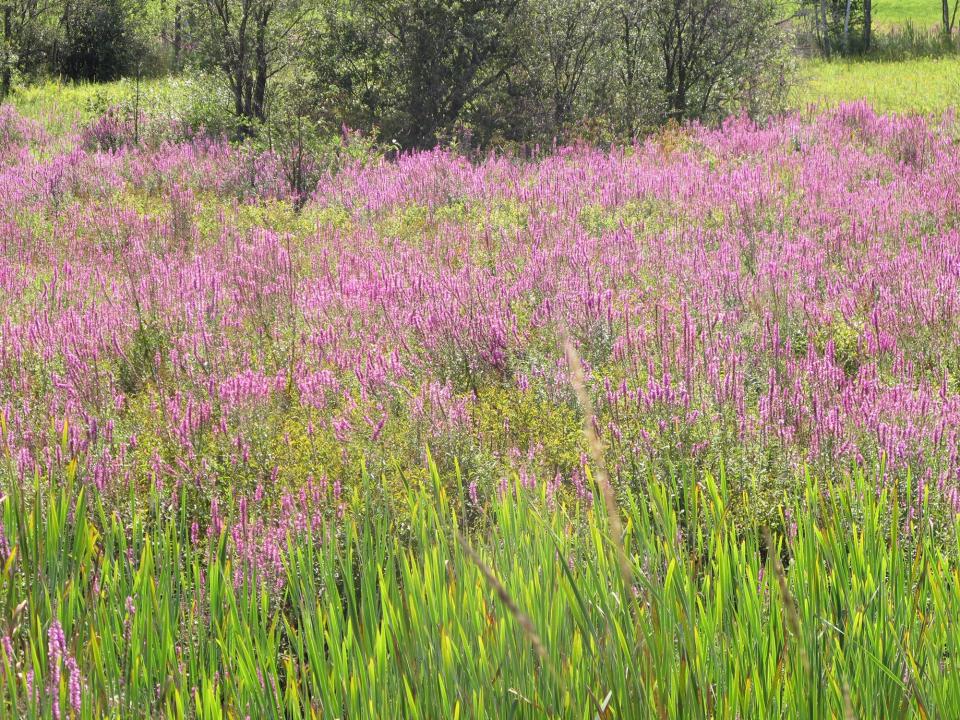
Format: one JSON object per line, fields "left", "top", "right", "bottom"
{"left": 621, "top": 14, "right": 636, "bottom": 137}
{"left": 253, "top": 12, "right": 268, "bottom": 120}
{"left": 843, "top": 0, "right": 852, "bottom": 52}
{"left": 673, "top": 60, "right": 687, "bottom": 119}
{"left": 173, "top": 1, "right": 182, "bottom": 71}
{"left": 232, "top": 74, "right": 245, "bottom": 119}
{"left": 819, "top": 0, "right": 831, "bottom": 57}
{"left": 942, "top": 0, "right": 958, "bottom": 39}
{"left": 160, "top": 0, "right": 168, "bottom": 47}
{"left": 812, "top": 0, "right": 824, "bottom": 54}
{"left": 862, "top": 0, "right": 871, "bottom": 50}
{"left": 1, "top": 6, "right": 10, "bottom": 101}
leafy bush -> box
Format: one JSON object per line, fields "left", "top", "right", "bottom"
{"left": 57, "top": 0, "right": 140, "bottom": 81}
{"left": 313, "top": 0, "right": 524, "bottom": 149}
{"left": 117, "top": 323, "right": 167, "bottom": 396}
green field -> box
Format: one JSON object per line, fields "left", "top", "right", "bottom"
{"left": 795, "top": 56, "right": 960, "bottom": 113}
{"left": 874, "top": 0, "right": 945, "bottom": 28}
{"left": 788, "top": 0, "right": 960, "bottom": 114}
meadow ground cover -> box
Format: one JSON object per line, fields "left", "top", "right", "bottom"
{"left": 872, "top": 0, "right": 943, "bottom": 28}
{"left": 795, "top": 56, "right": 960, "bottom": 113}
{"left": 3, "top": 97, "right": 960, "bottom": 715}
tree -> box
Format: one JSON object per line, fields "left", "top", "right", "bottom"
{"left": 58, "top": 0, "right": 138, "bottom": 80}
{"left": 610, "top": 0, "right": 657, "bottom": 136}
{"left": 943, "top": 0, "right": 958, "bottom": 38}
{"left": 147, "top": 0, "right": 187, "bottom": 71}
{"left": 314, "top": 0, "right": 791, "bottom": 146}
{"left": 862, "top": 0, "right": 870, "bottom": 50}
{"left": 174, "top": 0, "right": 183, "bottom": 69}
{"left": 635, "top": 0, "right": 791, "bottom": 121}
{"left": 524, "top": 0, "right": 611, "bottom": 130}
{"left": 314, "top": 0, "right": 523, "bottom": 149}
{"left": 0, "top": 0, "right": 59, "bottom": 97}
{"left": 195, "top": 0, "right": 308, "bottom": 130}
{"left": 804, "top": 0, "right": 866, "bottom": 56}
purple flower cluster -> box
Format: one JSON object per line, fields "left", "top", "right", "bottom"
{"left": 47, "top": 620, "right": 81, "bottom": 717}
{"left": 1, "top": 101, "right": 960, "bottom": 574}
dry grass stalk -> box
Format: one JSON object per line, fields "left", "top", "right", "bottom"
{"left": 563, "top": 334, "right": 634, "bottom": 594}
{"left": 457, "top": 530, "right": 548, "bottom": 662}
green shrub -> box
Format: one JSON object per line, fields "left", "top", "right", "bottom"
{"left": 57, "top": 0, "right": 140, "bottom": 81}
{"left": 117, "top": 323, "right": 167, "bottom": 396}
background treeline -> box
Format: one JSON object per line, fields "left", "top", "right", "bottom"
{"left": 0, "top": 0, "right": 799, "bottom": 147}
{"left": 2, "top": 0, "right": 957, "bottom": 148}
{"left": 798, "top": 0, "right": 960, "bottom": 57}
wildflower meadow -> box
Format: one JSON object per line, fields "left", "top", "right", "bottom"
{"left": 2, "top": 97, "right": 960, "bottom": 716}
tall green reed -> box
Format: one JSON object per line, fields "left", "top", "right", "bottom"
{"left": 0, "top": 456, "right": 957, "bottom": 718}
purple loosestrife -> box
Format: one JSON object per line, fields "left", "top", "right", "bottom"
{"left": 3, "top": 99, "right": 960, "bottom": 572}
{"left": 47, "top": 621, "right": 66, "bottom": 720}
{"left": 66, "top": 656, "right": 81, "bottom": 714}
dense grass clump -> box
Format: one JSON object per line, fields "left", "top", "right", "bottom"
{"left": 1, "top": 454, "right": 959, "bottom": 718}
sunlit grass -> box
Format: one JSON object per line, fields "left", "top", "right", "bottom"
{"left": 11, "top": 79, "right": 135, "bottom": 127}
{"left": 873, "top": 0, "right": 944, "bottom": 29}
{"left": 793, "top": 56, "right": 960, "bottom": 113}
{"left": 1, "top": 453, "right": 958, "bottom": 717}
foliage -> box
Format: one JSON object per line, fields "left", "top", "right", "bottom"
{"left": 639, "top": 0, "right": 794, "bottom": 121}
{"left": 312, "top": 0, "right": 793, "bottom": 146}
{"left": 189, "top": 0, "right": 312, "bottom": 130}
{"left": 523, "top": 0, "right": 611, "bottom": 129}
{"left": 56, "top": 0, "right": 140, "bottom": 81}
{"left": 0, "top": 0, "right": 62, "bottom": 86}
{"left": 2, "top": 0, "right": 956, "bottom": 143}
{"left": 799, "top": 0, "right": 868, "bottom": 56}
{"left": 313, "top": 0, "right": 524, "bottom": 149}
